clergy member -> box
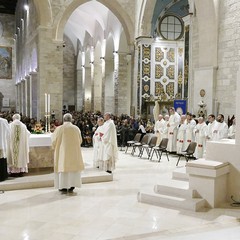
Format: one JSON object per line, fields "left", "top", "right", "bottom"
{"left": 8, "top": 114, "right": 31, "bottom": 177}
{"left": 194, "top": 117, "right": 207, "bottom": 158}
{"left": 51, "top": 113, "right": 85, "bottom": 193}
{"left": 100, "top": 112, "right": 118, "bottom": 173}
{"left": 92, "top": 117, "right": 104, "bottom": 168}
{"left": 167, "top": 107, "right": 181, "bottom": 152}
{"left": 176, "top": 115, "right": 187, "bottom": 154}
{"left": 0, "top": 115, "right": 10, "bottom": 181}
{"left": 154, "top": 114, "right": 165, "bottom": 146}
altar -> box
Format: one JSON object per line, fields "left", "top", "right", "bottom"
{"left": 28, "top": 134, "right": 53, "bottom": 172}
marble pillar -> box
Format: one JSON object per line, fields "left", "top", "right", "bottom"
{"left": 76, "top": 68, "right": 83, "bottom": 111}
{"left": 93, "top": 62, "right": 102, "bottom": 112}
{"left": 30, "top": 72, "right": 38, "bottom": 119}
{"left": 84, "top": 66, "right": 91, "bottom": 111}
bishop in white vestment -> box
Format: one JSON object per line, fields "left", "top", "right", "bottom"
{"left": 0, "top": 116, "right": 10, "bottom": 181}
{"left": 52, "top": 113, "right": 85, "bottom": 193}
{"left": 7, "top": 114, "right": 31, "bottom": 176}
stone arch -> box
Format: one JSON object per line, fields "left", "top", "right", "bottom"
{"left": 52, "top": 0, "right": 134, "bottom": 45}
{"left": 32, "top": 0, "right": 52, "bottom": 27}
{"left": 139, "top": 0, "right": 157, "bottom": 36}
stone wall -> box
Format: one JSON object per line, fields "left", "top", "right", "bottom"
{"left": 0, "top": 14, "right": 15, "bottom": 111}
{"left": 216, "top": 0, "right": 240, "bottom": 117}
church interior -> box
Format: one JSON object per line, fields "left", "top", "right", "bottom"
{"left": 1, "top": 0, "right": 240, "bottom": 239}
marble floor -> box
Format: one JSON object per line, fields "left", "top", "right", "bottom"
{"left": 0, "top": 147, "right": 240, "bottom": 240}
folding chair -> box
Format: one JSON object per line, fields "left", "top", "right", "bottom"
{"left": 139, "top": 135, "right": 157, "bottom": 158}
{"left": 176, "top": 142, "right": 197, "bottom": 166}
{"left": 150, "top": 138, "right": 169, "bottom": 162}
{"left": 125, "top": 133, "right": 142, "bottom": 153}
{"left": 131, "top": 134, "right": 149, "bottom": 156}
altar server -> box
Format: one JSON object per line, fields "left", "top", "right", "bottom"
{"left": 51, "top": 113, "right": 85, "bottom": 193}
{"left": 8, "top": 114, "right": 31, "bottom": 177}
{"left": 99, "top": 112, "right": 118, "bottom": 173}
{"left": 0, "top": 116, "right": 10, "bottom": 181}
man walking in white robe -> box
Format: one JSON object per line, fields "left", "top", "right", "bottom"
{"left": 52, "top": 113, "right": 85, "bottom": 193}
{"left": 0, "top": 116, "right": 10, "bottom": 181}
{"left": 8, "top": 114, "right": 31, "bottom": 177}
{"left": 101, "top": 112, "right": 118, "bottom": 173}
{"left": 167, "top": 107, "right": 181, "bottom": 152}
{"left": 194, "top": 117, "right": 207, "bottom": 158}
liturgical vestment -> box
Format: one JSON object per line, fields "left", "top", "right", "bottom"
{"left": 101, "top": 119, "right": 118, "bottom": 172}
{"left": 8, "top": 119, "right": 31, "bottom": 174}
{"left": 0, "top": 117, "right": 10, "bottom": 181}
{"left": 51, "top": 122, "right": 85, "bottom": 189}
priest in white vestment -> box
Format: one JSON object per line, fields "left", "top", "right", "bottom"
{"left": 176, "top": 115, "right": 187, "bottom": 154}
{"left": 184, "top": 113, "right": 196, "bottom": 149}
{"left": 161, "top": 115, "right": 169, "bottom": 139}
{"left": 194, "top": 117, "right": 207, "bottom": 158}
{"left": 154, "top": 114, "right": 165, "bottom": 146}
{"left": 52, "top": 113, "right": 85, "bottom": 193}
{"left": 0, "top": 116, "right": 10, "bottom": 181}
{"left": 211, "top": 114, "right": 228, "bottom": 141}
{"left": 93, "top": 117, "right": 104, "bottom": 168}
{"left": 100, "top": 112, "right": 118, "bottom": 173}
{"left": 7, "top": 114, "right": 31, "bottom": 177}
{"left": 206, "top": 114, "right": 217, "bottom": 140}
{"left": 167, "top": 107, "right": 181, "bottom": 152}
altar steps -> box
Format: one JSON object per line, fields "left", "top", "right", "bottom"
{"left": 138, "top": 167, "right": 207, "bottom": 212}
{"left": 0, "top": 168, "right": 113, "bottom": 191}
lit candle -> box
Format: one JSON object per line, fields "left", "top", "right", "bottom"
{"left": 45, "top": 93, "right": 47, "bottom": 114}
{"left": 48, "top": 94, "right": 50, "bottom": 113}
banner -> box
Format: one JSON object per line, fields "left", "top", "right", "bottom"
{"left": 174, "top": 99, "right": 187, "bottom": 115}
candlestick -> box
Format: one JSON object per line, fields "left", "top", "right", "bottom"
{"left": 47, "top": 94, "right": 50, "bottom": 113}
{"left": 45, "top": 93, "right": 47, "bottom": 114}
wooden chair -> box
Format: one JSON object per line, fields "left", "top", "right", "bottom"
{"left": 131, "top": 134, "right": 149, "bottom": 156}
{"left": 176, "top": 142, "right": 197, "bottom": 166}
{"left": 125, "top": 133, "right": 142, "bottom": 153}
{"left": 139, "top": 135, "right": 158, "bottom": 159}
{"left": 150, "top": 138, "right": 169, "bottom": 162}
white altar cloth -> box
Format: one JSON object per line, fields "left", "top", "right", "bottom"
{"left": 29, "top": 134, "right": 52, "bottom": 147}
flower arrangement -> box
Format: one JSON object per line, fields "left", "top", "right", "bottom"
{"left": 32, "top": 123, "right": 44, "bottom": 134}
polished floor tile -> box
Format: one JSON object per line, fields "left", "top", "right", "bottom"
{"left": 0, "top": 147, "right": 240, "bottom": 240}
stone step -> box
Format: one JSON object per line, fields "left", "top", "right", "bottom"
{"left": 0, "top": 168, "right": 113, "bottom": 191}
{"left": 172, "top": 167, "right": 189, "bottom": 181}
{"left": 154, "top": 184, "right": 200, "bottom": 199}
{"left": 138, "top": 191, "right": 206, "bottom": 212}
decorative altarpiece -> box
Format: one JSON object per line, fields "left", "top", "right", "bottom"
{"left": 137, "top": 40, "right": 185, "bottom": 116}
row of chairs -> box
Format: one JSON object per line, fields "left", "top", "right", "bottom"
{"left": 125, "top": 133, "right": 197, "bottom": 166}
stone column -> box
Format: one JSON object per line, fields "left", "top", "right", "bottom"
{"left": 118, "top": 53, "right": 132, "bottom": 115}
{"left": 21, "top": 80, "right": 25, "bottom": 115}
{"left": 30, "top": 72, "right": 38, "bottom": 119}
{"left": 37, "top": 27, "right": 63, "bottom": 120}
{"left": 25, "top": 76, "right": 30, "bottom": 117}
{"left": 93, "top": 61, "right": 102, "bottom": 112}
{"left": 76, "top": 68, "right": 83, "bottom": 111}
{"left": 113, "top": 52, "right": 119, "bottom": 115}
{"left": 104, "top": 59, "right": 114, "bottom": 113}
{"left": 101, "top": 58, "right": 106, "bottom": 114}
{"left": 84, "top": 66, "right": 91, "bottom": 111}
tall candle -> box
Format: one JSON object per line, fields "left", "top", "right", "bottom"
{"left": 45, "top": 93, "right": 47, "bottom": 114}
{"left": 48, "top": 94, "right": 50, "bottom": 113}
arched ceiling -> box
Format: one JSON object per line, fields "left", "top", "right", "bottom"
{"left": 151, "top": 0, "right": 189, "bottom": 36}
{"left": 64, "top": 1, "right": 123, "bottom": 54}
